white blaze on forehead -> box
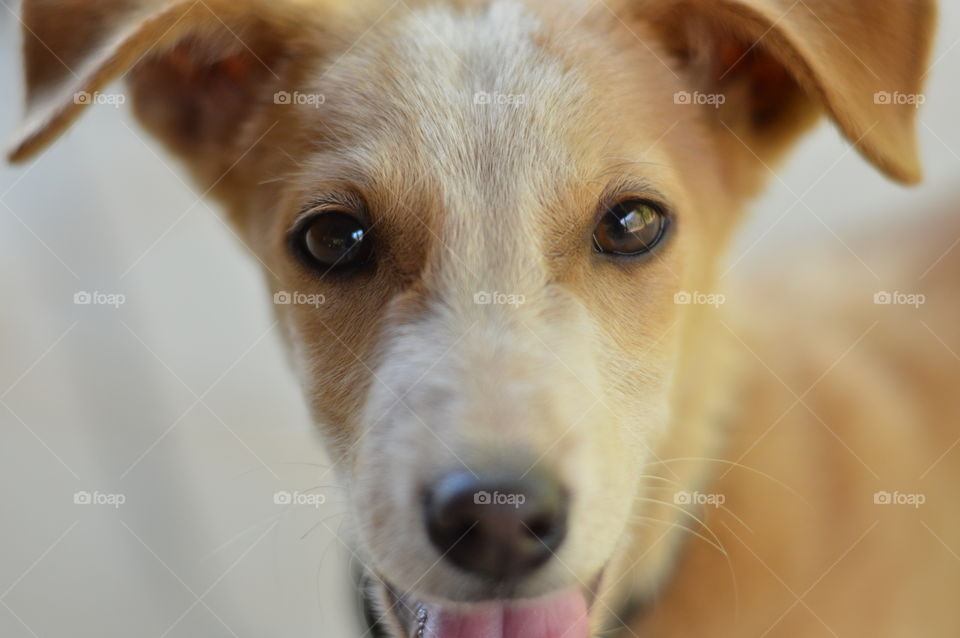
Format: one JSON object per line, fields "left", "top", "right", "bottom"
{"left": 314, "top": 3, "right": 645, "bottom": 595}
{"left": 385, "top": 1, "right": 594, "bottom": 293}
{"left": 340, "top": 1, "right": 611, "bottom": 437}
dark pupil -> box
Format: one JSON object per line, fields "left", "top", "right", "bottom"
{"left": 597, "top": 203, "right": 663, "bottom": 254}
{"left": 304, "top": 213, "right": 367, "bottom": 265}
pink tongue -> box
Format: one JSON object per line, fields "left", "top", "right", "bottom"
{"left": 422, "top": 587, "right": 589, "bottom": 638}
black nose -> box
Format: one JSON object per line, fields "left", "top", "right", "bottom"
{"left": 424, "top": 470, "right": 568, "bottom": 581}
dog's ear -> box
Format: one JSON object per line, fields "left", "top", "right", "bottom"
{"left": 7, "top": 0, "right": 328, "bottom": 177}
{"left": 642, "top": 0, "right": 935, "bottom": 190}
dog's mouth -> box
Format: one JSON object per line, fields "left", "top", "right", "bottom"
{"left": 381, "top": 576, "right": 601, "bottom": 638}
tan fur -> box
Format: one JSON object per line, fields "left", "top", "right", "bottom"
{"left": 8, "top": 0, "right": 954, "bottom": 636}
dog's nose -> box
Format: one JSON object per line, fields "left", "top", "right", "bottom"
{"left": 424, "top": 470, "right": 568, "bottom": 581}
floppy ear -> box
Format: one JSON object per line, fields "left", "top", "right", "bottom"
{"left": 7, "top": 0, "right": 329, "bottom": 180}
{"left": 642, "top": 0, "right": 935, "bottom": 189}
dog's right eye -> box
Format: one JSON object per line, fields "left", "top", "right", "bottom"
{"left": 593, "top": 199, "right": 669, "bottom": 256}
{"left": 290, "top": 211, "right": 373, "bottom": 270}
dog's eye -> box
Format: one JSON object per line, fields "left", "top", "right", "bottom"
{"left": 593, "top": 200, "right": 668, "bottom": 256}
{"left": 292, "top": 211, "right": 372, "bottom": 269}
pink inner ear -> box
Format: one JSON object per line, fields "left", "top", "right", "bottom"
{"left": 717, "top": 40, "right": 791, "bottom": 88}
{"left": 718, "top": 40, "right": 748, "bottom": 74}
{"left": 128, "top": 39, "right": 275, "bottom": 157}
{"left": 711, "top": 38, "right": 800, "bottom": 128}
{"left": 159, "top": 44, "right": 257, "bottom": 88}
{"left": 164, "top": 44, "right": 257, "bottom": 84}
{"left": 219, "top": 53, "right": 257, "bottom": 83}
{"left": 659, "top": 10, "right": 802, "bottom": 130}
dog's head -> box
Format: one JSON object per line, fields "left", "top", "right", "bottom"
{"left": 9, "top": 0, "right": 933, "bottom": 636}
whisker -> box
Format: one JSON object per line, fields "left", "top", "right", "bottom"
{"left": 646, "top": 457, "right": 811, "bottom": 507}
{"left": 200, "top": 512, "right": 283, "bottom": 562}
{"left": 629, "top": 515, "right": 741, "bottom": 615}
{"left": 277, "top": 461, "right": 337, "bottom": 470}
{"left": 630, "top": 515, "right": 726, "bottom": 555}
{"left": 637, "top": 483, "right": 754, "bottom": 533}
{"left": 600, "top": 156, "right": 667, "bottom": 169}
{"left": 300, "top": 510, "right": 349, "bottom": 541}
{"left": 633, "top": 497, "right": 726, "bottom": 552}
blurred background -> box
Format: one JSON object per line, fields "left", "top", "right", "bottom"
{"left": 0, "top": 2, "right": 958, "bottom": 637}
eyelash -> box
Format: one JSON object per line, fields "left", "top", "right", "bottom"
{"left": 594, "top": 193, "right": 670, "bottom": 224}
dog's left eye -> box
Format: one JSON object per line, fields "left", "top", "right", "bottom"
{"left": 593, "top": 200, "right": 668, "bottom": 256}
{"left": 291, "top": 211, "right": 373, "bottom": 270}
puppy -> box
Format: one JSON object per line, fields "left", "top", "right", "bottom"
{"left": 10, "top": 0, "right": 957, "bottom": 637}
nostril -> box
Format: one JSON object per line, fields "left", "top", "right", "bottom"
{"left": 525, "top": 514, "right": 556, "bottom": 540}
{"left": 423, "top": 470, "right": 569, "bottom": 582}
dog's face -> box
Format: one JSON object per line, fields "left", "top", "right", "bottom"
{"left": 256, "top": 6, "right": 743, "bottom": 625}
{"left": 271, "top": 0, "right": 715, "bottom": 601}
{"left": 9, "top": 0, "right": 932, "bottom": 636}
